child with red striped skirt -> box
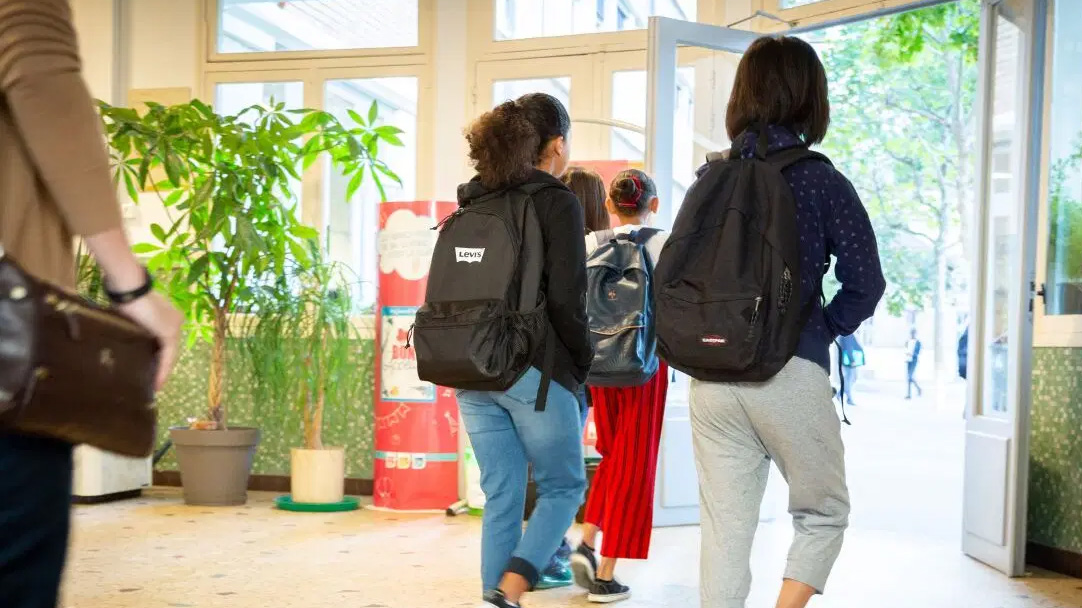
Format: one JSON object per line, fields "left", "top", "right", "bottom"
{"left": 571, "top": 169, "right": 669, "bottom": 604}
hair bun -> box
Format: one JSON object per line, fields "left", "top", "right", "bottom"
{"left": 612, "top": 176, "right": 640, "bottom": 208}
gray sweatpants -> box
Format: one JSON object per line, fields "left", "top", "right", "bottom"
{"left": 689, "top": 357, "right": 849, "bottom": 608}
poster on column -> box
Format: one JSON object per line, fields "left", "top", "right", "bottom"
{"left": 373, "top": 201, "right": 460, "bottom": 511}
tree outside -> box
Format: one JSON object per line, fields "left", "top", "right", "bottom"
{"left": 811, "top": 0, "right": 980, "bottom": 378}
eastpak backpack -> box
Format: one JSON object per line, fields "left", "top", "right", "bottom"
{"left": 653, "top": 128, "right": 830, "bottom": 382}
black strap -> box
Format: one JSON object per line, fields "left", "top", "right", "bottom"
{"left": 534, "top": 323, "right": 557, "bottom": 412}
{"left": 836, "top": 340, "right": 852, "bottom": 426}
{"left": 631, "top": 227, "right": 661, "bottom": 246}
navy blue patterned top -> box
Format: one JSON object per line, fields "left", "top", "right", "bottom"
{"left": 740, "top": 125, "right": 886, "bottom": 372}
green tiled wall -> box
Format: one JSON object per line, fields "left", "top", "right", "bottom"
{"left": 155, "top": 339, "right": 376, "bottom": 478}
{"left": 1028, "top": 347, "right": 1082, "bottom": 554}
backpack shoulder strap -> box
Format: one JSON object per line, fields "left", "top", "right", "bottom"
{"left": 765, "top": 146, "right": 833, "bottom": 173}
{"left": 632, "top": 227, "right": 662, "bottom": 246}
{"left": 593, "top": 229, "right": 616, "bottom": 244}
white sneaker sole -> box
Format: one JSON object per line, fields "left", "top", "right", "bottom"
{"left": 587, "top": 591, "right": 631, "bottom": 604}
{"left": 570, "top": 553, "right": 596, "bottom": 589}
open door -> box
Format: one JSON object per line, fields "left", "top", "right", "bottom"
{"left": 645, "top": 17, "right": 757, "bottom": 527}
{"left": 963, "top": 0, "right": 1047, "bottom": 576}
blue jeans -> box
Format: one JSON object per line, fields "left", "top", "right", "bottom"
{"left": 457, "top": 368, "right": 587, "bottom": 592}
{"left": 0, "top": 433, "right": 73, "bottom": 608}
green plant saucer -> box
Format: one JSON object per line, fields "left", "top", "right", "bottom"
{"left": 274, "top": 495, "right": 360, "bottom": 513}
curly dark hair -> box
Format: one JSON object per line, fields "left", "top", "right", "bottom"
{"left": 465, "top": 92, "right": 570, "bottom": 189}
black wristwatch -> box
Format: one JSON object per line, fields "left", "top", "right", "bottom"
{"left": 105, "top": 267, "right": 154, "bottom": 304}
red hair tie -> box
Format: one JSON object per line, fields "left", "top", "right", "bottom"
{"left": 616, "top": 174, "right": 644, "bottom": 208}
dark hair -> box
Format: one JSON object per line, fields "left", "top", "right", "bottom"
{"left": 609, "top": 169, "right": 657, "bottom": 217}
{"left": 465, "top": 92, "right": 571, "bottom": 189}
{"left": 562, "top": 167, "right": 610, "bottom": 233}
{"left": 726, "top": 35, "right": 830, "bottom": 145}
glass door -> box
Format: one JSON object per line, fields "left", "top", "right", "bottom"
{"left": 962, "top": 0, "right": 1047, "bottom": 576}
{"left": 645, "top": 17, "right": 757, "bottom": 527}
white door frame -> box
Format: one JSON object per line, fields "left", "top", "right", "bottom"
{"left": 644, "top": 17, "right": 758, "bottom": 528}
{"left": 962, "top": 0, "right": 1048, "bottom": 576}
{"left": 646, "top": 17, "right": 757, "bottom": 231}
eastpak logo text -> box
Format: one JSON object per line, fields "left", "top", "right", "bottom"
{"left": 701, "top": 335, "right": 728, "bottom": 346}
{"left": 455, "top": 247, "right": 485, "bottom": 263}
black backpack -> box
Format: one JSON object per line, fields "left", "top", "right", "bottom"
{"left": 654, "top": 130, "right": 831, "bottom": 382}
{"left": 412, "top": 184, "right": 555, "bottom": 410}
{"left": 585, "top": 228, "right": 661, "bottom": 387}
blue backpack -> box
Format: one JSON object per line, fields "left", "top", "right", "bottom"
{"left": 585, "top": 228, "right": 660, "bottom": 387}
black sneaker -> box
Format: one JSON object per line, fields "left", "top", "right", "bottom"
{"left": 588, "top": 578, "right": 631, "bottom": 603}
{"left": 481, "top": 589, "right": 519, "bottom": 608}
{"left": 570, "top": 544, "right": 598, "bottom": 589}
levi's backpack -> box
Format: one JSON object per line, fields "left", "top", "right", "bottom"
{"left": 585, "top": 228, "right": 661, "bottom": 387}
{"left": 653, "top": 128, "right": 831, "bottom": 382}
{"left": 412, "top": 183, "right": 556, "bottom": 410}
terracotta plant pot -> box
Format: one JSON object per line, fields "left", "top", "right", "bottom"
{"left": 290, "top": 447, "right": 345, "bottom": 504}
{"left": 170, "top": 426, "right": 260, "bottom": 506}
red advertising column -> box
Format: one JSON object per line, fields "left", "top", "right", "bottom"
{"left": 373, "top": 201, "right": 460, "bottom": 511}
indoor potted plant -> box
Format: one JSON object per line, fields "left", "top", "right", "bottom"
{"left": 99, "top": 98, "right": 401, "bottom": 505}
{"left": 244, "top": 244, "right": 365, "bottom": 508}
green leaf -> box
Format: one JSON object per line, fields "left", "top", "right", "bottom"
{"left": 345, "top": 170, "right": 365, "bottom": 201}
{"left": 374, "top": 162, "right": 402, "bottom": 185}
{"left": 186, "top": 254, "right": 210, "bottom": 286}
{"left": 368, "top": 100, "right": 379, "bottom": 125}
{"left": 372, "top": 169, "right": 388, "bottom": 202}
{"left": 347, "top": 109, "right": 366, "bottom": 126}
{"left": 290, "top": 224, "right": 320, "bottom": 240}
{"left": 150, "top": 223, "right": 167, "bottom": 243}
{"left": 132, "top": 242, "right": 160, "bottom": 254}
{"left": 122, "top": 170, "right": 139, "bottom": 201}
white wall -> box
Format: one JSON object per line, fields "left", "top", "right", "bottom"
{"left": 432, "top": 0, "right": 471, "bottom": 201}
{"left": 71, "top": 0, "right": 119, "bottom": 102}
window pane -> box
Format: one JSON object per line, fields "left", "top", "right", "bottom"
{"left": 980, "top": 9, "right": 1027, "bottom": 417}
{"left": 495, "top": 0, "right": 695, "bottom": 41}
{"left": 492, "top": 77, "right": 571, "bottom": 110}
{"left": 1043, "top": 1, "right": 1082, "bottom": 316}
{"left": 218, "top": 0, "right": 418, "bottom": 54}
{"left": 214, "top": 81, "right": 304, "bottom": 218}
{"left": 324, "top": 77, "right": 419, "bottom": 313}
{"left": 779, "top": 0, "right": 829, "bottom": 8}
{"left": 609, "top": 68, "right": 695, "bottom": 212}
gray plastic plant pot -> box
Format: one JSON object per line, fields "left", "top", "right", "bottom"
{"left": 169, "top": 426, "right": 260, "bottom": 506}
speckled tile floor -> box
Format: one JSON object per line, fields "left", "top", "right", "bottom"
{"left": 61, "top": 488, "right": 1082, "bottom": 608}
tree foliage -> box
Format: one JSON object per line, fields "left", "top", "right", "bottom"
{"left": 99, "top": 99, "right": 403, "bottom": 428}
{"left": 817, "top": 0, "right": 979, "bottom": 319}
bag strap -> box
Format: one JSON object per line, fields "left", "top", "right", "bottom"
{"left": 510, "top": 182, "right": 559, "bottom": 412}
{"left": 534, "top": 323, "right": 557, "bottom": 412}
{"left": 631, "top": 227, "right": 661, "bottom": 246}
{"left": 765, "top": 146, "right": 833, "bottom": 172}
{"left": 593, "top": 229, "right": 616, "bottom": 244}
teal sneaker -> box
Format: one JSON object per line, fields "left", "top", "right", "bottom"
{"left": 535, "top": 559, "right": 574, "bottom": 590}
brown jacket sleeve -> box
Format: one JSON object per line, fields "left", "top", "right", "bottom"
{"left": 0, "top": 0, "right": 123, "bottom": 237}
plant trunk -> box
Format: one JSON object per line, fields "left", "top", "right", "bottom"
{"left": 207, "top": 309, "right": 228, "bottom": 430}
{"left": 307, "top": 330, "right": 327, "bottom": 450}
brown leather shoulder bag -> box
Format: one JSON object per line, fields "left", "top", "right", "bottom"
{"left": 0, "top": 248, "right": 161, "bottom": 457}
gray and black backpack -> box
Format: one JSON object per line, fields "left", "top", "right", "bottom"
{"left": 585, "top": 228, "right": 661, "bottom": 387}
{"left": 412, "top": 184, "right": 556, "bottom": 410}
{"left": 654, "top": 127, "right": 830, "bottom": 382}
